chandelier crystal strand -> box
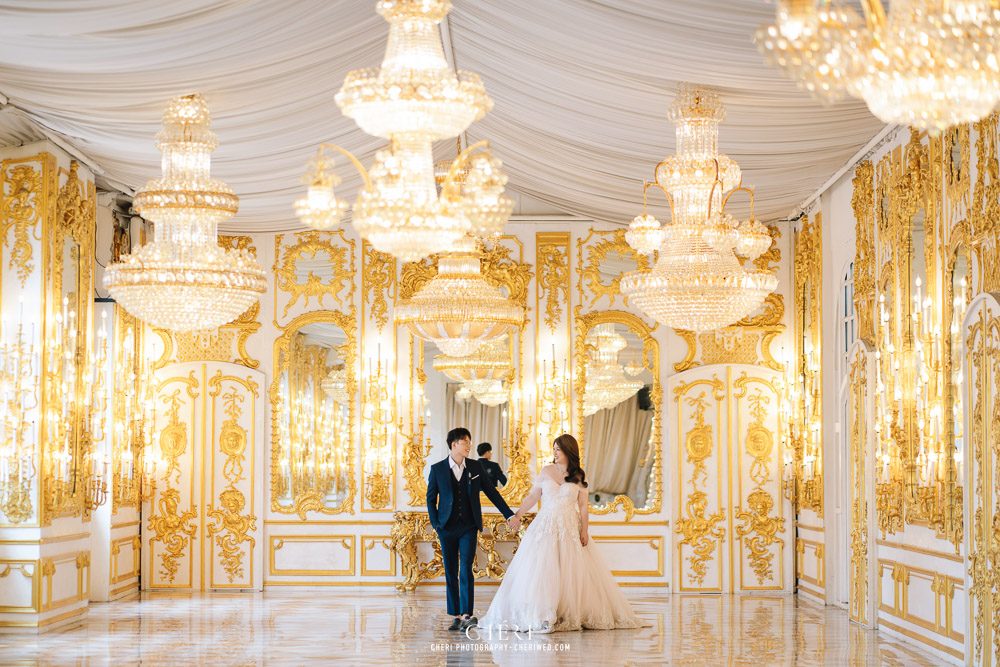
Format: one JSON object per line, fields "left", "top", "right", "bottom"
{"left": 104, "top": 94, "right": 266, "bottom": 332}
{"left": 394, "top": 235, "right": 524, "bottom": 356}
{"left": 621, "top": 85, "right": 777, "bottom": 333}
{"left": 756, "top": 0, "right": 1000, "bottom": 133}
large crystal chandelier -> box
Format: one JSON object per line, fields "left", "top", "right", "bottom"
{"left": 395, "top": 235, "right": 523, "bottom": 356}
{"left": 295, "top": 0, "right": 513, "bottom": 262}
{"left": 104, "top": 95, "right": 266, "bottom": 332}
{"left": 620, "top": 85, "right": 777, "bottom": 333}
{"left": 582, "top": 324, "right": 643, "bottom": 416}
{"left": 755, "top": 0, "right": 1000, "bottom": 133}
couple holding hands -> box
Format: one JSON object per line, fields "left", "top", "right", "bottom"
{"left": 426, "top": 428, "right": 642, "bottom": 634}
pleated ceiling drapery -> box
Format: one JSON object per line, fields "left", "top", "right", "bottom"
{"left": 0, "top": 1, "right": 885, "bottom": 231}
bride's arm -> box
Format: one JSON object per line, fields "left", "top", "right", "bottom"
{"left": 578, "top": 487, "right": 589, "bottom": 546}
{"left": 513, "top": 485, "right": 542, "bottom": 523}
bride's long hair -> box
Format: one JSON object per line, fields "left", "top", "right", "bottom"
{"left": 554, "top": 434, "right": 588, "bottom": 488}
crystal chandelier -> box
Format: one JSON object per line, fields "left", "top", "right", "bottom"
{"left": 432, "top": 335, "right": 511, "bottom": 382}
{"left": 755, "top": 0, "right": 1000, "bottom": 133}
{"left": 104, "top": 95, "right": 267, "bottom": 332}
{"left": 321, "top": 367, "right": 349, "bottom": 404}
{"left": 582, "top": 324, "right": 643, "bottom": 416}
{"left": 472, "top": 380, "right": 509, "bottom": 407}
{"left": 395, "top": 235, "right": 524, "bottom": 356}
{"left": 296, "top": 0, "right": 513, "bottom": 262}
{"left": 621, "top": 85, "right": 778, "bottom": 333}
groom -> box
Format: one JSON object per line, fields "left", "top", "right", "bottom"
{"left": 427, "top": 427, "right": 519, "bottom": 631}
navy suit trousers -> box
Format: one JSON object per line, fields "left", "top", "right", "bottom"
{"left": 438, "top": 522, "right": 477, "bottom": 617}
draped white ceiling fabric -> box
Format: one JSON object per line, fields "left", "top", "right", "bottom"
{"left": 0, "top": 0, "right": 885, "bottom": 232}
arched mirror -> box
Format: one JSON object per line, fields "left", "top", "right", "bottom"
{"left": 575, "top": 311, "right": 661, "bottom": 519}
{"left": 398, "top": 238, "right": 533, "bottom": 507}
{"left": 270, "top": 313, "right": 356, "bottom": 517}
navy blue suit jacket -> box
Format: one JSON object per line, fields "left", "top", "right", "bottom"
{"left": 426, "top": 457, "right": 514, "bottom": 532}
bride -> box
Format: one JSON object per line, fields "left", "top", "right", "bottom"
{"left": 479, "top": 434, "right": 642, "bottom": 633}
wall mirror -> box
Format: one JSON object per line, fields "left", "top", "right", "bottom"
{"left": 399, "top": 238, "right": 534, "bottom": 506}
{"left": 416, "top": 329, "right": 524, "bottom": 500}
{"left": 270, "top": 313, "right": 356, "bottom": 517}
{"left": 575, "top": 311, "right": 661, "bottom": 519}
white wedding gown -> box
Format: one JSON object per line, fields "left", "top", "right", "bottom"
{"left": 479, "top": 473, "right": 642, "bottom": 633}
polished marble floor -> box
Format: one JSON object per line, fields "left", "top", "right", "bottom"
{"left": 0, "top": 588, "right": 945, "bottom": 666}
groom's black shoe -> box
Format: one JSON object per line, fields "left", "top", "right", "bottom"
{"left": 448, "top": 617, "right": 464, "bottom": 631}
{"left": 460, "top": 616, "right": 478, "bottom": 630}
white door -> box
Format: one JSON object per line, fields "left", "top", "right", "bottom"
{"left": 669, "top": 364, "right": 792, "bottom": 593}
{"left": 142, "top": 361, "right": 265, "bottom": 590}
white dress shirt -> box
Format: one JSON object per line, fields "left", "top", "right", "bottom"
{"left": 449, "top": 455, "right": 466, "bottom": 481}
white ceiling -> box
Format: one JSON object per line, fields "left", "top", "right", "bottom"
{"left": 0, "top": 1, "right": 885, "bottom": 232}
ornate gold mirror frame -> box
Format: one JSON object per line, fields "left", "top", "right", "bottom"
{"left": 398, "top": 238, "right": 534, "bottom": 507}
{"left": 44, "top": 161, "right": 95, "bottom": 521}
{"left": 269, "top": 310, "right": 357, "bottom": 518}
{"left": 574, "top": 308, "right": 662, "bottom": 520}
{"left": 941, "top": 229, "right": 970, "bottom": 551}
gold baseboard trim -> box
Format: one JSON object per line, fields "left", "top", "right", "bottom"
{"left": 263, "top": 520, "right": 395, "bottom": 526}
{"left": 875, "top": 539, "right": 962, "bottom": 563}
{"left": 0, "top": 606, "right": 87, "bottom": 629}
{"left": 797, "top": 583, "right": 824, "bottom": 600}
{"left": 878, "top": 618, "right": 963, "bottom": 660}
{"left": 110, "top": 581, "right": 139, "bottom": 597}
{"left": 111, "top": 520, "right": 141, "bottom": 530}
{"left": 263, "top": 581, "right": 399, "bottom": 587}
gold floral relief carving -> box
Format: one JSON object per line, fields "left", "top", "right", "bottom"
{"left": 700, "top": 331, "right": 760, "bottom": 366}
{"left": 274, "top": 230, "right": 356, "bottom": 321}
{"left": 848, "top": 350, "right": 869, "bottom": 625}
{"left": 1, "top": 160, "right": 44, "bottom": 286}
{"left": 674, "top": 378, "right": 726, "bottom": 587}
{"left": 576, "top": 228, "right": 650, "bottom": 310}
{"left": 480, "top": 237, "right": 533, "bottom": 308}
{"left": 362, "top": 240, "right": 396, "bottom": 333}
{"left": 536, "top": 232, "right": 571, "bottom": 333}
{"left": 574, "top": 307, "right": 662, "bottom": 519}
{"left": 734, "top": 376, "right": 784, "bottom": 586}
{"left": 206, "top": 374, "right": 258, "bottom": 583}
{"left": 852, "top": 161, "right": 876, "bottom": 343}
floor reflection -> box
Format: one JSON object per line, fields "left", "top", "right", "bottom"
{"left": 0, "top": 588, "right": 943, "bottom": 665}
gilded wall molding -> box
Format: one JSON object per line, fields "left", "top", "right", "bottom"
{"left": 273, "top": 230, "right": 356, "bottom": 324}
{"left": 536, "top": 232, "right": 571, "bottom": 334}
{"left": 576, "top": 227, "right": 649, "bottom": 311}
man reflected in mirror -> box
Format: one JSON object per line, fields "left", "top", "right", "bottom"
{"left": 476, "top": 442, "right": 507, "bottom": 488}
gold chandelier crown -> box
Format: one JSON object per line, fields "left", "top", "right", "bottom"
{"left": 755, "top": 0, "right": 1000, "bottom": 132}
{"left": 104, "top": 94, "right": 267, "bottom": 332}
{"left": 394, "top": 235, "right": 524, "bottom": 357}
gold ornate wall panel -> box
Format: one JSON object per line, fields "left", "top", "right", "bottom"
{"left": 964, "top": 292, "right": 1000, "bottom": 666}
{"left": 848, "top": 340, "right": 877, "bottom": 628}
{"left": 733, "top": 370, "right": 786, "bottom": 590}
{"left": 273, "top": 230, "right": 356, "bottom": 328}
{"left": 876, "top": 559, "right": 965, "bottom": 659}
{"left": 670, "top": 365, "right": 790, "bottom": 593}
{"left": 791, "top": 213, "right": 823, "bottom": 518}
{"left": 142, "top": 362, "right": 264, "bottom": 591}
{"left": 535, "top": 232, "right": 572, "bottom": 465}
{"left": 576, "top": 228, "right": 649, "bottom": 312}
